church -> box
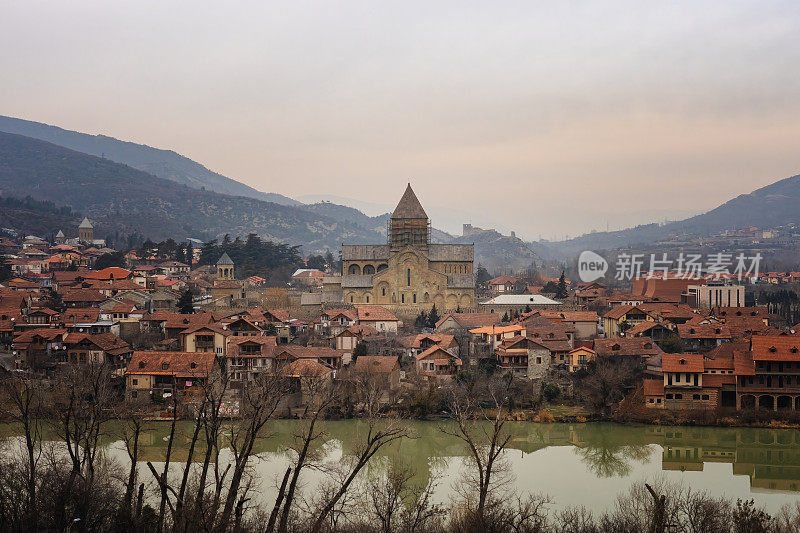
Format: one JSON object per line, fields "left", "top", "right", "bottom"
{"left": 337, "top": 184, "right": 475, "bottom": 313}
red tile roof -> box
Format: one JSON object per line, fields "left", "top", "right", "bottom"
{"left": 354, "top": 356, "right": 399, "bottom": 374}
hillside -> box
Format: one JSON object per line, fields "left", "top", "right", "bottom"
{"left": 0, "top": 196, "right": 82, "bottom": 239}
{"left": 452, "top": 227, "right": 541, "bottom": 272}
{"left": 0, "top": 115, "right": 299, "bottom": 206}
{"left": 0, "top": 132, "right": 382, "bottom": 253}
{"left": 538, "top": 173, "right": 800, "bottom": 259}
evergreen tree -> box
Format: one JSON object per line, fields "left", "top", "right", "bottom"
{"left": 185, "top": 241, "right": 193, "bottom": 267}
{"left": 0, "top": 255, "right": 13, "bottom": 283}
{"left": 502, "top": 311, "right": 509, "bottom": 322}
{"left": 265, "top": 323, "right": 278, "bottom": 336}
{"left": 524, "top": 304, "right": 532, "bottom": 313}
{"left": 426, "top": 304, "right": 440, "bottom": 329}
{"left": 556, "top": 271, "right": 569, "bottom": 299}
{"left": 414, "top": 310, "right": 428, "bottom": 328}
{"left": 475, "top": 264, "right": 491, "bottom": 286}
{"left": 352, "top": 341, "right": 368, "bottom": 361}
{"left": 177, "top": 289, "right": 195, "bottom": 314}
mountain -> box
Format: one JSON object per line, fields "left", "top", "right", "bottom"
{"left": 0, "top": 115, "right": 299, "bottom": 206}
{"left": 0, "top": 131, "right": 381, "bottom": 252}
{"left": 454, "top": 226, "right": 541, "bottom": 272}
{"left": 538, "top": 173, "right": 800, "bottom": 258}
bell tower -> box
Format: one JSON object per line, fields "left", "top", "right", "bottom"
{"left": 216, "top": 252, "right": 234, "bottom": 280}
{"left": 389, "top": 184, "right": 429, "bottom": 249}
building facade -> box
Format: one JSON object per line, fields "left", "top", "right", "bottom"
{"left": 337, "top": 185, "right": 475, "bottom": 313}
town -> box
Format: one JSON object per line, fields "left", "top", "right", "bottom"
{"left": 3, "top": 185, "right": 800, "bottom": 423}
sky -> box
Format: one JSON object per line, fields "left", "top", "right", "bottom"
{"left": 2, "top": 1, "right": 800, "bottom": 240}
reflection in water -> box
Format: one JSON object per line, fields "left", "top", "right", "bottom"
{"left": 3, "top": 421, "right": 800, "bottom": 503}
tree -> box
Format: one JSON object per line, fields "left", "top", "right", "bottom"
{"left": 306, "top": 254, "right": 326, "bottom": 270}
{"left": 426, "top": 304, "right": 440, "bottom": 329}
{"left": 0, "top": 255, "right": 12, "bottom": 283}
{"left": 177, "top": 289, "right": 194, "bottom": 314}
{"left": 541, "top": 281, "right": 559, "bottom": 294}
{"left": 185, "top": 241, "right": 193, "bottom": 267}
{"left": 414, "top": 311, "right": 428, "bottom": 328}
{"left": 556, "top": 271, "right": 569, "bottom": 299}
{"left": 325, "top": 251, "right": 335, "bottom": 270}
{"left": 476, "top": 264, "right": 491, "bottom": 287}
{"left": 501, "top": 311, "right": 509, "bottom": 322}
{"left": 94, "top": 251, "right": 126, "bottom": 270}
{"left": 440, "top": 376, "right": 515, "bottom": 526}
{"left": 353, "top": 341, "right": 368, "bottom": 361}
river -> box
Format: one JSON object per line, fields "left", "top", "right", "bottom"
{"left": 2, "top": 421, "right": 799, "bottom": 514}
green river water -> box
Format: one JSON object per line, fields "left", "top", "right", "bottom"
{"left": 2, "top": 421, "right": 800, "bottom": 514}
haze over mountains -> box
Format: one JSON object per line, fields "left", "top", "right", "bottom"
{"left": 0, "top": 115, "right": 798, "bottom": 271}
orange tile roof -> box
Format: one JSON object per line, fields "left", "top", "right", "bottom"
{"left": 435, "top": 313, "right": 500, "bottom": 329}
{"left": 127, "top": 351, "right": 215, "bottom": 377}
{"left": 750, "top": 335, "right": 800, "bottom": 362}
{"left": 662, "top": 353, "right": 704, "bottom": 373}
{"left": 677, "top": 324, "right": 732, "bottom": 339}
{"left": 356, "top": 305, "right": 398, "bottom": 322}
{"left": 469, "top": 324, "right": 524, "bottom": 335}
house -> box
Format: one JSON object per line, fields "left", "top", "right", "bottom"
{"left": 643, "top": 379, "right": 665, "bottom": 408}
{"left": 626, "top": 321, "right": 675, "bottom": 343}
{"left": 567, "top": 346, "right": 596, "bottom": 372}
{"left": 593, "top": 337, "right": 664, "bottom": 360}
{"left": 334, "top": 324, "right": 380, "bottom": 356}
{"left": 660, "top": 353, "right": 719, "bottom": 409}
{"left": 435, "top": 312, "right": 500, "bottom": 335}
{"left": 11, "top": 328, "right": 67, "bottom": 370}
{"left": 486, "top": 275, "right": 518, "bottom": 294}
{"left": 737, "top": 335, "right": 800, "bottom": 411}
{"left": 125, "top": 351, "right": 217, "bottom": 400}
{"left": 494, "top": 336, "right": 551, "bottom": 378}
{"left": 180, "top": 323, "right": 231, "bottom": 356}
{"left": 319, "top": 309, "right": 358, "bottom": 336}
{"left": 677, "top": 323, "right": 732, "bottom": 353}
{"left": 353, "top": 356, "right": 401, "bottom": 389}
{"left": 478, "top": 294, "right": 562, "bottom": 315}
{"left": 415, "top": 345, "right": 462, "bottom": 378}
{"left": 279, "top": 359, "right": 334, "bottom": 405}
{"left": 159, "top": 261, "right": 190, "bottom": 276}
{"left": 526, "top": 310, "right": 598, "bottom": 339}
{"left": 62, "top": 288, "right": 106, "bottom": 308}
{"left": 62, "top": 332, "right": 132, "bottom": 369}
{"left": 226, "top": 335, "right": 277, "bottom": 388}
{"left": 602, "top": 305, "right": 649, "bottom": 338}
{"left": 355, "top": 305, "right": 399, "bottom": 333}
{"left": 469, "top": 324, "right": 526, "bottom": 352}
{"left": 292, "top": 268, "right": 325, "bottom": 287}
{"left": 273, "top": 345, "right": 345, "bottom": 371}
{"left": 399, "top": 333, "right": 459, "bottom": 358}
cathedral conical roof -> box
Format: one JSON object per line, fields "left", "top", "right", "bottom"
{"left": 216, "top": 252, "right": 234, "bottom": 265}
{"left": 391, "top": 184, "right": 427, "bottom": 219}
{"left": 79, "top": 217, "right": 93, "bottom": 229}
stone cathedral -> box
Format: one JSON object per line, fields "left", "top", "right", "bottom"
{"left": 339, "top": 184, "right": 475, "bottom": 312}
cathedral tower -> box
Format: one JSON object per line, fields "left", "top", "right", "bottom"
{"left": 389, "top": 184, "right": 429, "bottom": 248}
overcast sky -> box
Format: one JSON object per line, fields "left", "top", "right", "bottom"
{"left": 2, "top": 1, "right": 800, "bottom": 239}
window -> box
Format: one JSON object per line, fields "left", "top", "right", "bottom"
{"left": 693, "top": 394, "right": 700, "bottom": 400}
{"left": 401, "top": 294, "right": 405, "bottom": 303}
{"left": 649, "top": 399, "right": 654, "bottom": 403}
{"left": 382, "top": 287, "right": 386, "bottom": 296}
{"left": 666, "top": 393, "right": 673, "bottom": 399}
{"left": 675, "top": 394, "right": 683, "bottom": 399}
{"left": 413, "top": 294, "right": 416, "bottom": 303}
{"left": 701, "top": 394, "right": 709, "bottom": 400}
{"left": 131, "top": 390, "right": 138, "bottom": 398}
{"left": 132, "top": 379, "right": 138, "bottom": 386}
{"left": 656, "top": 398, "right": 661, "bottom": 404}
{"left": 162, "top": 363, "right": 169, "bottom": 370}
{"left": 366, "top": 295, "right": 370, "bottom": 303}
{"left": 407, "top": 268, "right": 411, "bottom": 286}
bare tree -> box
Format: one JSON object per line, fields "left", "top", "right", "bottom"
{"left": 0, "top": 374, "right": 44, "bottom": 529}
{"left": 115, "top": 399, "right": 151, "bottom": 529}
{"left": 440, "top": 375, "right": 515, "bottom": 526}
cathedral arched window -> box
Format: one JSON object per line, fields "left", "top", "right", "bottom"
{"left": 363, "top": 265, "right": 375, "bottom": 275}
{"left": 407, "top": 268, "right": 411, "bottom": 286}
{"left": 377, "top": 264, "right": 388, "bottom": 272}
{"left": 382, "top": 287, "right": 386, "bottom": 296}
{"left": 413, "top": 294, "right": 417, "bottom": 303}
{"left": 348, "top": 264, "right": 361, "bottom": 275}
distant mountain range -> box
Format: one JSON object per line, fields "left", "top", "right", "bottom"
{"left": 0, "top": 131, "right": 383, "bottom": 252}
{"left": 541, "top": 173, "right": 800, "bottom": 258}
{"left": 0, "top": 115, "right": 299, "bottom": 206}
{"left": 1, "top": 115, "right": 797, "bottom": 270}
